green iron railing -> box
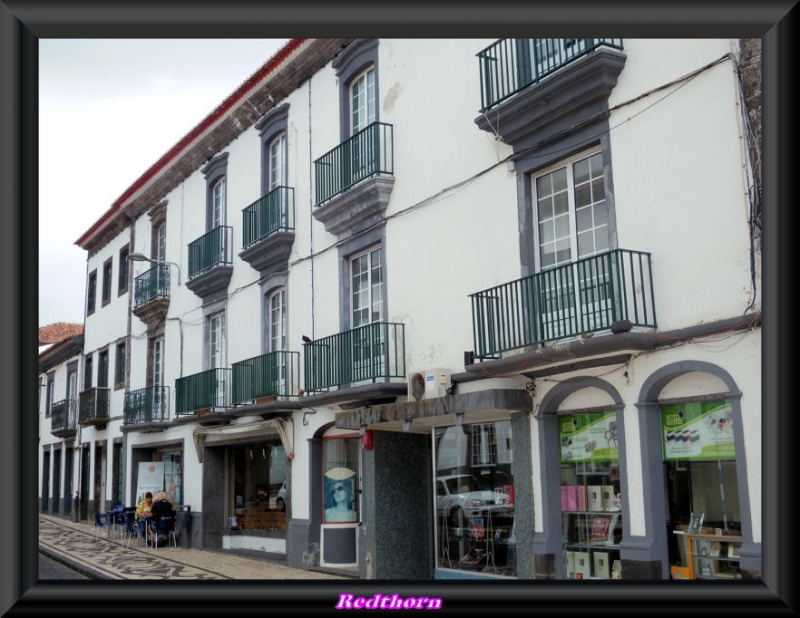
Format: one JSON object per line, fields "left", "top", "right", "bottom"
{"left": 50, "top": 399, "right": 78, "bottom": 434}
{"left": 470, "top": 248, "right": 656, "bottom": 360}
{"left": 124, "top": 385, "right": 170, "bottom": 424}
{"left": 477, "top": 38, "right": 624, "bottom": 111}
{"left": 231, "top": 350, "right": 300, "bottom": 405}
{"left": 314, "top": 122, "right": 394, "bottom": 206}
{"left": 134, "top": 263, "right": 170, "bottom": 308}
{"left": 303, "top": 322, "right": 405, "bottom": 393}
{"left": 187, "top": 225, "right": 233, "bottom": 279}
{"left": 242, "top": 186, "right": 295, "bottom": 249}
{"left": 175, "top": 368, "right": 232, "bottom": 415}
{"left": 78, "top": 387, "right": 110, "bottom": 424}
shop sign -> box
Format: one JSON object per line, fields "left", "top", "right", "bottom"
{"left": 136, "top": 461, "right": 165, "bottom": 503}
{"left": 559, "top": 411, "right": 619, "bottom": 463}
{"left": 661, "top": 401, "right": 735, "bottom": 461}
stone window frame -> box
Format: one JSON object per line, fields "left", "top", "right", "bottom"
{"left": 114, "top": 338, "right": 127, "bottom": 390}
{"left": 202, "top": 153, "right": 229, "bottom": 232}
{"left": 337, "top": 225, "right": 387, "bottom": 333}
{"left": 101, "top": 257, "right": 113, "bottom": 307}
{"left": 97, "top": 346, "right": 110, "bottom": 389}
{"left": 118, "top": 244, "right": 130, "bottom": 296}
{"left": 45, "top": 371, "right": 55, "bottom": 417}
{"left": 332, "top": 39, "right": 380, "bottom": 142}
{"left": 255, "top": 103, "right": 290, "bottom": 196}
{"left": 87, "top": 269, "right": 97, "bottom": 316}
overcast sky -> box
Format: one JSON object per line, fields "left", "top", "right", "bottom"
{"left": 38, "top": 38, "right": 289, "bottom": 327}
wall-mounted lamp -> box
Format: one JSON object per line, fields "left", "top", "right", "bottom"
{"left": 128, "top": 252, "right": 182, "bottom": 285}
{"left": 455, "top": 412, "right": 464, "bottom": 426}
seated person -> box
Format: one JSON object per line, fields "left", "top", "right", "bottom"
{"left": 136, "top": 492, "right": 154, "bottom": 520}
{"left": 149, "top": 490, "right": 174, "bottom": 545}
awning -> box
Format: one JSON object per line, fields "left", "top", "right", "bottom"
{"left": 192, "top": 418, "right": 292, "bottom": 463}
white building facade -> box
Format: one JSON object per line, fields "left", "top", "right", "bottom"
{"left": 59, "top": 37, "right": 761, "bottom": 581}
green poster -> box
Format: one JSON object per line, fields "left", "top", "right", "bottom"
{"left": 661, "top": 401, "right": 735, "bottom": 461}
{"left": 559, "top": 411, "right": 619, "bottom": 463}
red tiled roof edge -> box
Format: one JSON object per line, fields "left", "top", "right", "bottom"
{"left": 74, "top": 38, "right": 306, "bottom": 247}
{"left": 38, "top": 322, "right": 84, "bottom": 345}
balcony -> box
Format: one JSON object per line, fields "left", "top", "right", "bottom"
{"left": 124, "top": 386, "right": 170, "bottom": 425}
{"left": 469, "top": 249, "right": 656, "bottom": 360}
{"left": 186, "top": 225, "right": 233, "bottom": 302}
{"left": 477, "top": 38, "right": 624, "bottom": 112}
{"left": 312, "top": 122, "right": 394, "bottom": 237}
{"left": 50, "top": 399, "right": 78, "bottom": 438}
{"left": 239, "top": 187, "right": 296, "bottom": 277}
{"left": 132, "top": 263, "right": 170, "bottom": 324}
{"left": 231, "top": 351, "right": 300, "bottom": 406}
{"left": 175, "top": 368, "right": 233, "bottom": 416}
{"left": 303, "top": 322, "right": 406, "bottom": 393}
{"left": 78, "top": 387, "right": 110, "bottom": 427}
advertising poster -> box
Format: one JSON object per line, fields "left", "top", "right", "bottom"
{"left": 136, "top": 461, "right": 165, "bottom": 503}
{"left": 559, "top": 411, "right": 619, "bottom": 463}
{"left": 661, "top": 401, "right": 735, "bottom": 461}
{"left": 323, "top": 466, "right": 358, "bottom": 522}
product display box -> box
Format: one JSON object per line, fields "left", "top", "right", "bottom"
{"left": 593, "top": 550, "right": 610, "bottom": 578}
{"left": 573, "top": 551, "right": 592, "bottom": 579}
{"left": 587, "top": 485, "right": 603, "bottom": 511}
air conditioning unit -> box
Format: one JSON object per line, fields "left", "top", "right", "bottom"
{"left": 407, "top": 368, "right": 451, "bottom": 402}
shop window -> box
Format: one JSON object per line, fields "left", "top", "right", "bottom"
{"left": 661, "top": 401, "right": 741, "bottom": 579}
{"left": 230, "top": 443, "right": 286, "bottom": 531}
{"left": 559, "top": 411, "right": 622, "bottom": 580}
{"left": 434, "top": 421, "right": 516, "bottom": 576}
{"left": 322, "top": 437, "right": 359, "bottom": 523}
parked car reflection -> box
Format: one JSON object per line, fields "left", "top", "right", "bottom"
{"left": 436, "top": 474, "right": 513, "bottom": 526}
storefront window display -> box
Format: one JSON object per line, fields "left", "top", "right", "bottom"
{"left": 559, "top": 411, "right": 622, "bottom": 580}
{"left": 662, "top": 401, "right": 741, "bottom": 578}
{"left": 434, "top": 422, "right": 516, "bottom": 576}
{"left": 230, "top": 441, "right": 286, "bottom": 531}
{"left": 322, "top": 436, "right": 359, "bottom": 523}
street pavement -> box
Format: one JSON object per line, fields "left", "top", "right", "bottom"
{"left": 38, "top": 513, "right": 353, "bottom": 580}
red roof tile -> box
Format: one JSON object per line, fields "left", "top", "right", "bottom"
{"left": 38, "top": 322, "right": 84, "bottom": 345}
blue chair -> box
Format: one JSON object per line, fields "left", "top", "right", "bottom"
{"left": 107, "top": 504, "right": 126, "bottom": 540}
{"left": 122, "top": 511, "right": 142, "bottom": 549}
{"left": 152, "top": 515, "right": 177, "bottom": 548}
{"left": 90, "top": 508, "right": 112, "bottom": 541}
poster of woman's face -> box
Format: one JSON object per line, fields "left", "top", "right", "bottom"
{"left": 324, "top": 468, "right": 358, "bottom": 522}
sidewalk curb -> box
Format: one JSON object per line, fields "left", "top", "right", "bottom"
{"left": 39, "top": 545, "right": 103, "bottom": 580}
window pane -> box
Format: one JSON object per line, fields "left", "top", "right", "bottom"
{"left": 553, "top": 191, "right": 569, "bottom": 216}
{"left": 573, "top": 157, "right": 591, "bottom": 184}
{"left": 574, "top": 182, "right": 591, "bottom": 208}
{"left": 552, "top": 167, "right": 568, "bottom": 193}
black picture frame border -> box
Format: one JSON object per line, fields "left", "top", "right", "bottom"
{"left": 2, "top": 0, "right": 795, "bottom": 614}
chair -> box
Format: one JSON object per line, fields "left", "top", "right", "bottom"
{"left": 152, "top": 515, "right": 177, "bottom": 548}
{"left": 122, "top": 511, "right": 142, "bottom": 549}
{"left": 107, "top": 504, "right": 125, "bottom": 540}
{"left": 90, "top": 508, "right": 112, "bottom": 541}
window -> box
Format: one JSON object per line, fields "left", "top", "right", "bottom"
{"left": 83, "top": 354, "right": 93, "bottom": 390}
{"left": 115, "top": 341, "right": 126, "bottom": 388}
{"left": 268, "top": 133, "right": 287, "bottom": 192}
{"left": 118, "top": 246, "right": 129, "bottom": 295}
{"left": 67, "top": 368, "right": 77, "bottom": 401}
{"left": 209, "top": 312, "right": 227, "bottom": 407}
{"left": 350, "top": 67, "right": 376, "bottom": 135}
{"left": 269, "top": 289, "right": 287, "bottom": 353}
{"left": 149, "top": 336, "right": 166, "bottom": 418}
{"left": 434, "top": 421, "right": 515, "bottom": 576}
{"left": 230, "top": 443, "right": 286, "bottom": 528}
{"left": 323, "top": 436, "right": 359, "bottom": 523}
{"left": 534, "top": 150, "right": 608, "bottom": 269}
{"left": 351, "top": 246, "right": 383, "bottom": 328}
{"left": 87, "top": 270, "right": 97, "bottom": 315}
{"left": 98, "top": 349, "right": 109, "bottom": 388}
{"left": 156, "top": 223, "right": 166, "bottom": 262}
{"left": 45, "top": 372, "right": 55, "bottom": 417}
{"left": 212, "top": 177, "right": 226, "bottom": 229}
{"left": 102, "top": 258, "right": 113, "bottom": 306}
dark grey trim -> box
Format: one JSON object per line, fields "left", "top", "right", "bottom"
{"left": 312, "top": 176, "right": 394, "bottom": 238}
{"left": 533, "top": 377, "right": 624, "bottom": 579}
{"left": 332, "top": 39, "right": 379, "bottom": 141}
{"left": 635, "top": 360, "right": 758, "bottom": 577}
{"left": 255, "top": 102, "right": 289, "bottom": 196}
{"left": 337, "top": 224, "right": 386, "bottom": 334}
{"left": 202, "top": 152, "right": 229, "bottom": 230}
{"left": 510, "top": 411, "right": 535, "bottom": 579}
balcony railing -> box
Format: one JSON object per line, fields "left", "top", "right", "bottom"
{"left": 124, "top": 386, "right": 170, "bottom": 424}
{"left": 50, "top": 398, "right": 78, "bottom": 435}
{"left": 231, "top": 351, "right": 300, "bottom": 405}
{"left": 470, "top": 248, "right": 656, "bottom": 360}
{"left": 134, "top": 263, "right": 170, "bottom": 308}
{"left": 314, "top": 122, "right": 394, "bottom": 206}
{"left": 188, "top": 225, "right": 233, "bottom": 279}
{"left": 303, "top": 322, "right": 405, "bottom": 393}
{"left": 477, "top": 38, "right": 624, "bottom": 111}
{"left": 242, "top": 187, "right": 295, "bottom": 249}
{"left": 175, "top": 368, "right": 232, "bottom": 415}
{"left": 78, "top": 387, "right": 110, "bottom": 425}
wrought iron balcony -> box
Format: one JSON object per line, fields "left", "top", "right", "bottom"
{"left": 477, "top": 38, "right": 624, "bottom": 111}
{"left": 469, "top": 248, "right": 656, "bottom": 360}
{"left": 242, "top": 186, "right": 295, "bottom": 249}
{"left": 50, "top": 398, "right": 78, "bottom": 437}
{"left": 124, "top": 386, "right": 170, "bottom": 424}
{"left": 133, "top": 263, "right": 170, "bottom": 308}
{"left": 314, "top": 122, "right": 394, "bottom": 206}
{"left": 303, "top": 322, "right": 406, "bottom": 393}
{"left": 175, "top": 368, "right": 232, "bottom": 416}
{"left": 231, "top": 351, "right": 300, "bottom": 405}
{"left": 187, "top": 225, "right": 233, "bottom": 279}
{"left": 78, "top": 387, "right": 110, "bottom": 426}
